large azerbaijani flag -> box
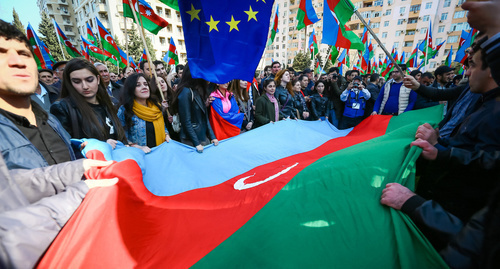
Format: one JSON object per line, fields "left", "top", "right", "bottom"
{"left": 38, "top": 106, "right": 448, "bottom": 268}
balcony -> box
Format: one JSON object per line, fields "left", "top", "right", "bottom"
{"left": 58, "top": 0, "right": 69, "bottom": 5}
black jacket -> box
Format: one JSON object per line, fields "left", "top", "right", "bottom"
{"left": 326, "top": 81, "right": 344, "bottom": 120}
{"left": 274, "top": 86, "right": 297, "bottom": 119}
{"left": 309, "top": 93, "right": 331, "bottom": 120}
{"left": 50, "top": 98, "right": 121, "bottom": 141}
{"left": 416, "top": 87, "right": 500, "bottom": 222}
{"left": 293, "top": 92, "right": 309, "bottom": 119}
{"left": 177, "top": 87, "right": 215, "bottom": 146}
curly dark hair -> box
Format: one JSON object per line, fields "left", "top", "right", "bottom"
{"left": 121, "top": 73, "right": 162, "bottom": 130}
{"left": 0, "top": 20, "right": 31, "bottom": 53}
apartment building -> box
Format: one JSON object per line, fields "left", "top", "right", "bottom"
{"left": 38, "top": 0, "right": 187, "bottom": 62}
{"left": 262, "top": 0, "right": 470, "bottom": 72}
{"left": 37, "top": 0, "right": 78, "bottom": 42}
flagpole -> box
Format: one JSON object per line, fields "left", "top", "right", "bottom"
{"left": 323, "top": 46, "right": 332, "bottom": 72}
{"left": 351, "top": 7, "right": 404, "bottom": 75}
{"left": 130, "top": 1, "right": 165, "bottom": 101}
{"left": 125, "top": 17, "right": 129, "bottom": 68}
{"left": 425, "top": 22, "right": 430, "bottom": 71}
{"left": 52, "top": 19, "right": 67, "bottom": 61}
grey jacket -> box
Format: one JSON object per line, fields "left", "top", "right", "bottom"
{"left": 0, "top": 155, "right": 88, "bottom": 268}
{"left": 0, "top": 103, "right": 76, "bottom": 170}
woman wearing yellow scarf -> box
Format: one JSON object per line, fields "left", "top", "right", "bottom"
{"left": 118, "top": 74, "right": 170, "bottom": 153}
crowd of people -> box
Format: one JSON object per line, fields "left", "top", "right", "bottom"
{"left": 0, "top": 0, "right": 499, "bottom": 265}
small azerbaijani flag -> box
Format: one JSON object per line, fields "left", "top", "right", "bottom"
{"left": 309, "top": 28, "right": 319, "bottom": 60}
{"left": 330, "top": 46, "right": 340, "bottom": 65}
{"left": 38, "top": 106, "right": 447, "bottom": 269}
{"left": 80, "top": 44, "right": 90, "bottom": 61}
{"left": 86, "top": 23, "right": 97, "bottom": 45}
{"left": 123, "top": 0, "right": 169, "bottom": 35}
{"left": 81, "top": 36, "right": 112, "bottom": 61}
{"left": 296, "top": 0, "right": 320, "bottom": 30}
{"left": 268, "top": 5, "right": 279, "bottom": 46}
{"left": 444, "top": 46, "right": 453, "bottom": 67}
{"left": 53, "top": 19, "right": 82, "bottom": 58}
{"left": 140, "top": 49, "right": 148, "bottom": 62}
{"left": 321, "top": 0, "right": 364, "bottom": 51}
{"left": 27, "top": 23, "right": 48, "bottom": 69}
{"left": 163, "top": 37, "right": 179, "bottom": 65}
{"left": 96, "top": 17, "right": 121, "bottom": 62}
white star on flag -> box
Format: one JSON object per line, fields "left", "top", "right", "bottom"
{"left": 145, "top": 10, "right": 151, "bottom": 16}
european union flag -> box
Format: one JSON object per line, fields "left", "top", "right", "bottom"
{"left": 178, "top": 0, "right": 275, "bottom": 84}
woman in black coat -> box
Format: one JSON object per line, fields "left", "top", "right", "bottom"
{"left": 171, "top": 64, "right": 218, "bottom": 153}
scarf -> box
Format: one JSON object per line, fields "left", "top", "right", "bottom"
{"left": 266, "top": 93, "right": 279, "bottom": 121}
{"left": 132, "top": 100, "right": 166, "bottom": 147}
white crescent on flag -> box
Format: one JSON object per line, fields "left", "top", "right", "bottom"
{"left": 105, "top": 34, "right": 115, "bottom": 45}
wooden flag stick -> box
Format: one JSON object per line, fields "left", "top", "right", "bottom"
{"left": 352, "top": 7, "right": 404, "bottom": 75}
{"left": 323, "top": 46, "right": 332, "bottom": 72}
{"left": 130, "top": 2, "right": 165, "bottom": 101}
{"left": 52, "top": 19, "right": 67, "bottom": 61}
{"left": 124, "top": 16, "right": 129, "bottom": 68}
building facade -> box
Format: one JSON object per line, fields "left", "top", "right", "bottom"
{"left": 262, "top": 0, "right": 470, "bottom": 73}
{"left": 37, "top": 0, "right": 78, "bottom": 43}
{"left": 38, "top": 0, "right": 187, "bottom": 63}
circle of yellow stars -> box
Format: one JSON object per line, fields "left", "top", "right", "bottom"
{"left": 185, "top": 2, "right": 263, "bottom": 33}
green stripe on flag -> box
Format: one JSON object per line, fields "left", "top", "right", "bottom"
{"left": 194, "top": 106, "right": 447, "bottom": 268}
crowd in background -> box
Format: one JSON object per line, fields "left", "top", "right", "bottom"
{"left": 1, "top": 0, "right": 500, "bottom": 265}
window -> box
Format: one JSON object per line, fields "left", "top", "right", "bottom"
{"left": 450, "top": 22, "right": 471, "bottom": 32}
{"left": 408, "top": 18, "right": 418, "bottom": 24}
{"left": 447, "top": 35, "right": 458, "bottom": 43}
{"left": 388, "top": 0, "right": 394, "bottom": 5}
{"left": 410, "top": 4, "right": 421, "bottom": 12}
{"left": 454, "top": 11, "right": 466, "bottom": 19}
{"left": 458, "top": 0, "right": 466, "bottom": 4}
{"left": 374, "top": 0, "right": 383, "bottom": 6}
{"left": 166, "top": 24, "right": 172, "bottom": 32}
{"left": 436, "top": 38, "right": 443, "bottom": 44}
{"left": 385, "top": 9, "right": 392, "bottom": 15}
{"left": 425, "top": 2, "right": 432, "bottom": 9}
{"left": 441, "top": 13, "right": 448, "bottom": 21}
{"left": 373, "top": 11, "right": 381, "bottom": 18}
{"left": 382, "top": 32, "right": 388, "bottom": 38}
{"left": 404, "top": 41, "right": 413, "bottom": 47}
{"left": 165, "top": 9, "right": 171, "bottom": 18}
{"left": 423, "top": 15, "right": 430, "bottom": 22}
{"left": 394, "top": 42, "right": 399, "bottom": 48}
{"left": 438, "top": 26, "right": 445, "bottom": 33}
{"left": 430, "top": 62, "right": 436, "bottom": 68}
{"left": 396, "top": 31, "right": 401, "bottom": 37}
{"left": 276, "top": 37, "right": 279, "bottom": 42}
{"left": 406, "top": 30, "right": 416, "bottom": 35}
{"left": 444, "top": 0, "right": 451, "bottom": 7}
{"left": 399, "top": 7, "right": 406, "bottom": 14}
{"left": 384, "top": 21, "right": 389, "bottom": 27}
{"left": 371, "top": 22, "right": 380, "bottom": 28}
{"left": 156, "top": 7, "right": 163, "bottom": 15}
{"left": 397, "top": 19, "right": 405, "bottom": 25}
{"left": 159, "top": 37, "right": 166, "bottom": 45}
{"left": 421, "top": 27, "right": 427, "bottom": 33}
{"left": 362, "top": 11, "right": 371, "bottom": 18}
